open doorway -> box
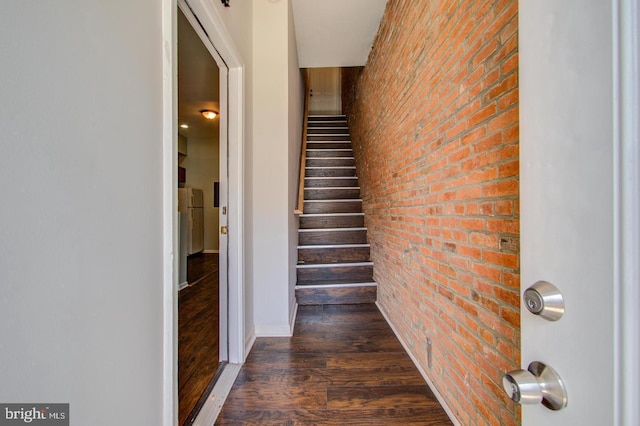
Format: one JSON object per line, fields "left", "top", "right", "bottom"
{"left": 163, "top": 0, "right": 246, "bottom": 422}
{"left": 176, "top": 4, "right": 229, "bottom": 425}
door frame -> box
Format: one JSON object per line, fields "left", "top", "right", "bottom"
{"left": 181, "top": 0, "right": 246, "bottom": 365}
{"left": 178, "top": 0, "right": 230, "bottom": 364}
{"left": 162, "top": 0, "right": 246, "bottom": 424}
{"left": 613, "top": 0, "right": 639, "bottom": 423}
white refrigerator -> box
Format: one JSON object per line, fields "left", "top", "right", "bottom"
{"left": 178, "top": 188, "right": 204, "bottom": 255}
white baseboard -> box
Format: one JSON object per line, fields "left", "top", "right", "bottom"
{"left": 178, "top": 281, "right": 189, "bottom": 291}
{"left": 254, "top": 323, "right": 294, "bottom": 337}
{"left": 254, "top": 302, "right": 299, "bottom": 337}
{"left": 192, "top": 363, "right": 242, "bottom": 426}
{"left": 203, "top": 249, "right": 219, "bottom": 254}
{"left": 244, "top": 326, "right": 256, "bottom": 359}
{"left": 376, "top": 302, "right": 460, "bottom": 426}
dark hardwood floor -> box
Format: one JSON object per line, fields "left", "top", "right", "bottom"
{"left": 179, "top": 253, "right": 220, "bottom": 426}
{"left": 216, "top": 304, "right": 452, "bottom": 425}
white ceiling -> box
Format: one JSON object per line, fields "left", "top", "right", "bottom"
{"left": 292, "top": 0, "right": 388, "bottom": 68}
{"left": 177, "top": 9, "right": 219, "bottom": 139}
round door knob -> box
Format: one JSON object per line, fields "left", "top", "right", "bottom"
{"left": 503, "top": 361, "right": 568, "bottom": 411}
{"left": 503, "top": 369, "right": 543, "bottom": 404}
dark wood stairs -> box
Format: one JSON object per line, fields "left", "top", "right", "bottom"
{"left": 296, "top": 115, "right": 377, "bottom": 305}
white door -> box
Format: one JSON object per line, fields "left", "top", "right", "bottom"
{"left": 179, "top": 0, "right": 229, "bottom": 362}
{"left": 309, "top": 67, "right": 342, "bottom": 114}
{"left": 519, "top": 1, "right": 639, "bottom": 425}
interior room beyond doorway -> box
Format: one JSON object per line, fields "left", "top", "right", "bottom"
{"left": 176, "top": 6, "right": 223, "bottom": 425}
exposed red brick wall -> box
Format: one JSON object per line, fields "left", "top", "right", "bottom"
{"left": 342, "top": 1, "right": 519, "bottom": 424}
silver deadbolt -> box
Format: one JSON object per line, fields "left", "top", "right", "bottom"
{"left": 523, "top": 281, "right": 565, "bottom": 321}
{"left": 503, "top": 361, "right": 568, "bottom": 411}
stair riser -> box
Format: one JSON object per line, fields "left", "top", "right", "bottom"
{"left": 305, "top": 178, "right": 359, "bottom": 188}
{"left": 308, "top": 115, "right": 346, "bottom": 122}
{"left": 304, "top": 188, "right": 360, "bottom": 200}
{"left": 307, "top": 142, "right": 352, "bottom": 150}
{"left": 296, "top": 286, "right": 377, "bottom": 305}
{"left": 306, "top": 121, "right": 347, "bottom": 128}
{"left": 306, "top": 150, "right": 353, "bottom": 158}
{"left": 300, "top": 215, "right": 364, "bottom": 228}
{"left": 307, "top": 135, "right": 351, "bottom": 141}
{"left": 307, "top": 128, "right": 349, "bottom": 135}
{"left": 298, "top": 230, "right": 367, "bottom": 245}
{"left": 306, "top": 158, "right": 354, "bottom": 167}
{"left": 298, "top": 246, "right": 371, "bottom": 263}
{"left": 296, "top": 265, "right": 374, "bottom": 284}
{"left": 305, "top": 168, "right": 356, "bottom": 178}
{"left": 304, "top": 200, "right": 362, "bottom": 214}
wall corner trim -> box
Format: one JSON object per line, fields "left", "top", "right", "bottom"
{"left": 244, "top": 325, "right": 256, "bottom": 358}
{"left": 289, "top": 301, "right": 298, "bottom": 335}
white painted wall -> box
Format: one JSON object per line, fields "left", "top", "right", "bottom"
{"left": 0, "top": 1, "right": 164, "bottom": 424}
{"left": 288, "top": 1, "right": 304, "bottom": 317}
{"left": 185, "top": 137, "right": 220, "bottom": 251}
{"left": 196, "top": 0, "right": 303, "bottom": 341}
{"left": 252, "top": 0, "right": 302, "bottom": 335}
{"left": 178, "top": 133, "right": 188, "bottom": 155}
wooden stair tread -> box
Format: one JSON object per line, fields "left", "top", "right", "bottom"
{"left": 297, "top": 261, "right": 374, "bottom": 268}
{"left": 299, "top": 227, "right": 367, "bottom": 231}
{"left": 297, "top": 115, "right": 376, "bottom": 304}
{"left": 295, "top": 285, "right": 377, "bottom": 305}
{"left": 304, "top": 177, "right": 359, "bottom": 188}
{"left": 298, "top": 243, "right": 370, "bottom": 248}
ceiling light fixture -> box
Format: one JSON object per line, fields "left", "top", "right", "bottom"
{"left": 200, "top": 110, "right": 218, "bottom": 120}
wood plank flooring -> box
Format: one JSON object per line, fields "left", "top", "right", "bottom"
{"left": 179, "top": 253, "right": 220, "bottom": 426}
{"left": 216, "top": 304, "right": 452, "bottom": 425}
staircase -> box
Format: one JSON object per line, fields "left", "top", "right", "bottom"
{"left": 296, "top": 114, "right": 377, "bottom": 305}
